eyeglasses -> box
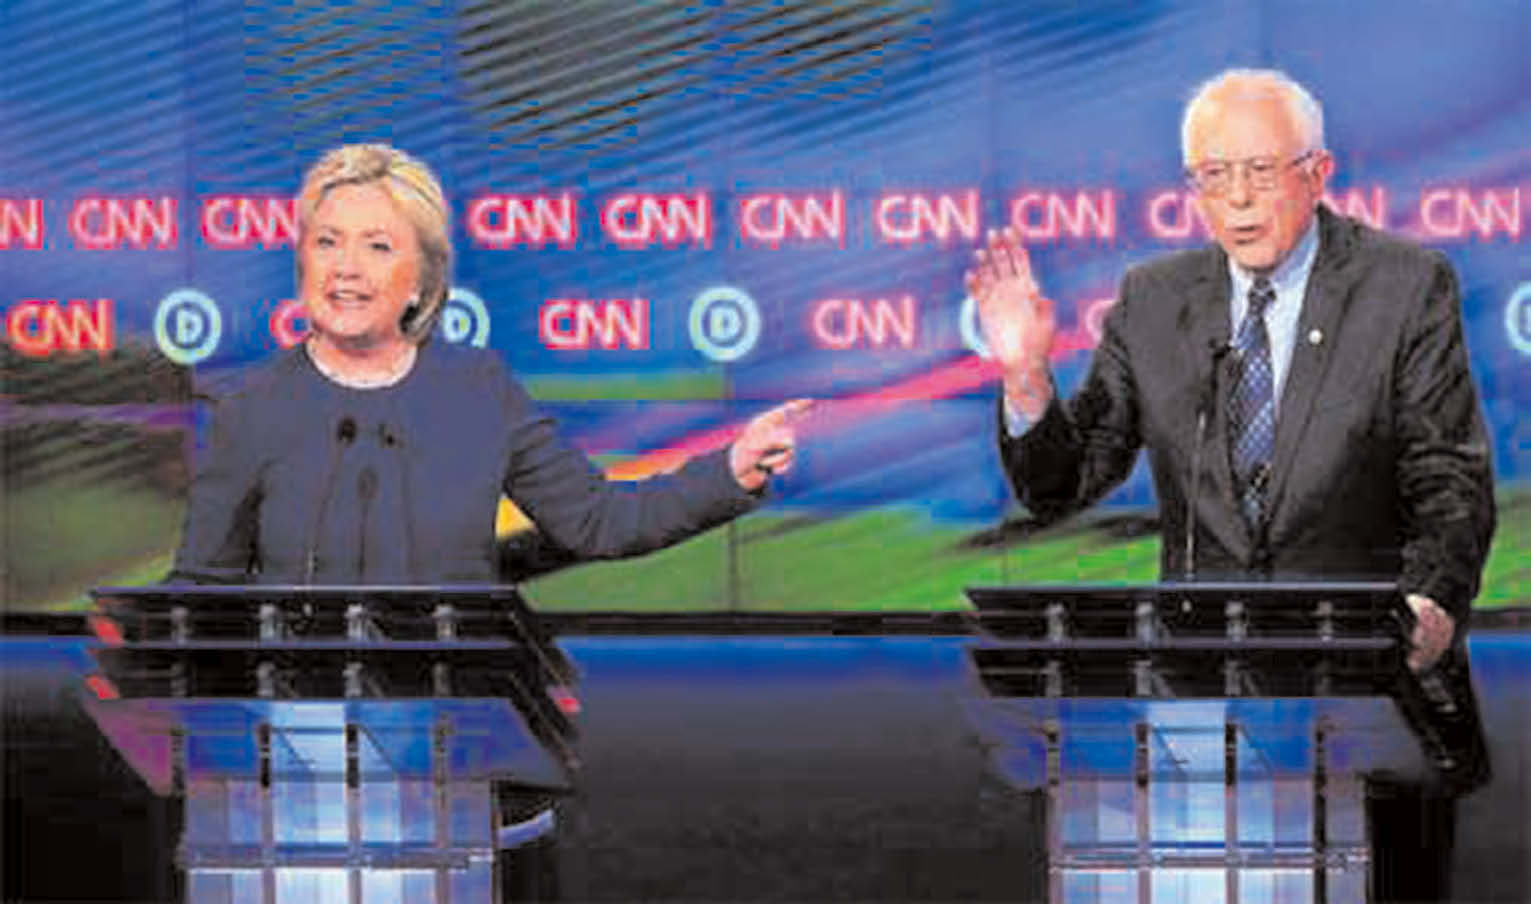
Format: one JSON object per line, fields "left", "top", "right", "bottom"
{"left": 1185, "top": 151, "right": 1318, "bottom": 196}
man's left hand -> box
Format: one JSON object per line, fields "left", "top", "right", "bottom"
{"left": 1405, "top": 593, "right": 1455, "bottom": 673}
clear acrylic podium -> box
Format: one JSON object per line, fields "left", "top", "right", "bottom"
{"left": 965, "top": 582, "right": 1487, "bottom": 904}
{"left": 85, "top": 585, "right": 578, "bottom": 904}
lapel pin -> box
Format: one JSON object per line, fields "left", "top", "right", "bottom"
{"left": 1308, "top": 328, "right": 1323, "bottom": 346}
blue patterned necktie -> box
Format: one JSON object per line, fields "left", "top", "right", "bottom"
{"left": 1229, "top": 277, "right": 1276, "bottom": 528}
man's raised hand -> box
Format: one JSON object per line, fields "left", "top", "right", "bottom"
{"left": 965, "top": 226, "right": 1056, "bottom": 418}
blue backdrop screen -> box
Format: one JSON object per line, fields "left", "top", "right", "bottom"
{"left": 2, "top": 1, "right": 1526, "bottom": 610}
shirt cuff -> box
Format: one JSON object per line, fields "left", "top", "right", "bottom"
{"left": 1002, "top": 395, "right": 1037, "bottom": 438}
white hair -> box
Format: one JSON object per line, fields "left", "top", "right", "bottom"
{"left": 1180, "top": 68, "right": 1325, "bottom": 164}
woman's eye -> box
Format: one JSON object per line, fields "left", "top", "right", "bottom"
{"left": 315, "top": 235, "right": 335, "bottom": 248}
{"left": 370, "top": 241, "right": 392, "bottom": 253}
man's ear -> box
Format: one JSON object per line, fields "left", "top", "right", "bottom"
{"left": 1309, "top": 149, "right": 1336, "bottom": 192}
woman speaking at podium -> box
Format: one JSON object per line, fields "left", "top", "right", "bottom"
{"left": 171, "top": 143, "right": 806, "bottom": 585}
{"left": 165, "top": 142, "right": 805, "bottom": 899}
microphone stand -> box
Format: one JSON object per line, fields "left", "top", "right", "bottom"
{"left": 1185, "top": 342, "right": 1231, "bottom": 580}
{"left": 355, "top": 466, "right": 378, "bottom": 582}
{"left": 305, "top": 416, "right": 356, "bottom": 583}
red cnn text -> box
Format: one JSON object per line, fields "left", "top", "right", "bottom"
{"left": 540, "top": 299, "right": 650, "bottom": 350}
{"left": 69, "top": 197, "right": 177, "bottom": 250}
{"left": 201, "top": 196, "right": 296, "bottom": 249}
{"left": 5, "top": 299, "right": 115, "bottom": 357}
{"left": 601, "top": 193, "right": 711, "bottom": 249}
{"left": 1322, "top": 187, "right": 1389, "bottom": 230}
{"left": 876, "top": 191, "right": 979, "bottom": 244}
{"left": 468, "top": 194, "right": 578, "bottom": 249}
{"left": 810, "top": 296, "right": 917, "bottom": 350}
{"left": 738, "top": 192, "right": 844, "bottom": 247}
{"left": 1419, "top": 187, "right": 1521, "bottom": 240}
{"left": 1009, "top": 190, "right": 1116, "bottom": 241}
{"left": 0, "top": 199, "right": 44, "bottom": 250}
{"left": 269, "top": 299, "right": 309, "bottom": 349}
{"left": 1145, "top": 190, "right": 1209, "bottom": 240}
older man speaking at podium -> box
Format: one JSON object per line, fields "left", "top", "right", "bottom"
{"left": 966, "top": 68, "right": 1496, "bottom": 902}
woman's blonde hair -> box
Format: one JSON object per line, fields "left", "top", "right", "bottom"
{"left": 296, "top": 144, "right": 451, "bottom": 343}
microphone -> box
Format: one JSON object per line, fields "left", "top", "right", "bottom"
{"left": 378, "top": 419, "right": 418, "bottom": 581}
{"left": 355, "top": 465, "right": 378, "bottom": 581}
{"left": 1184, "top": 341, "right": 1232, "bottom": 579}
{"left": 304, "top": 416, "right": 357, "bottom": 583}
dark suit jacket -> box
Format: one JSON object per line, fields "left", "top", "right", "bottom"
{"left": 1002, "top": 207, "right": 1495, "bottom": 624}
{"left": 172, "top": 341, "right": 758, "bottom": 584}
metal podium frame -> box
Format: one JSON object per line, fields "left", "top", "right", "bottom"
{"left": 85, "top": 584, "right": 578, "bottom": 904}
{"left": 964, "top": 582, "right": 1487, "bottom": 904}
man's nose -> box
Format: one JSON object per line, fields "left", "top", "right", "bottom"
{"left": 1225, "top": 167, "right": 1255, "bottom": 206}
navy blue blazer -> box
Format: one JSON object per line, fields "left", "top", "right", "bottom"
{"left": 171, "top": 342, "right": 757, "bottom": 584}
{"left": 1002, "top": 207, "right": 1496, "bottom": 622}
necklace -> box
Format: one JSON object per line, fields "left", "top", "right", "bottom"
{"left": 308, "top": 340, "right": 418, "bottom": 389}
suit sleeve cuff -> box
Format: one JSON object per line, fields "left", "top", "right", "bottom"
{"left": 999, "top": 371, "right": 1059, "bottom": 439}
{"left": 694, "top": 447, "right": 766, "bottom": 512}
{"left": 1002, "top": 396, "right": 1036, "bottom": 438}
